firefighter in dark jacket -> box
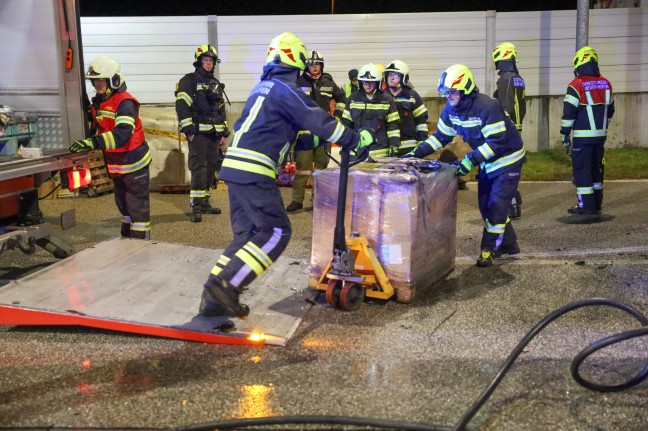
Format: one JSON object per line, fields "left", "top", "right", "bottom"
{"left": 492, "top": 42, "right": 526, "bottom": 219}
{"left": 286, "top": 50, "right": 346, "bottom": 212}
{"left": 342, "top": 63, "right": 400, "bottom": 159}
{"left": 175, "top": 44, "right": 229, "bottom": 222}
{"left": 199, "top": 32, "right": 374, "bottom": 318}
{"left": 560, "top": 46, "right": 614, "bottom": 215}
{"left": 69, "top": 56, "right": 151, "bottom": 240}
{"left": 384, "top": 59, "right": 428, "bottom": 155}
{"left": 404, "top": 64, "right": 525, "bottom": 267}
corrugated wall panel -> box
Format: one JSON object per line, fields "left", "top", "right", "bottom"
{"left": 80, "top": 16, "right": 208, "bottom": 104}
{"left": 80, "top": 9, "right": 647, "bottom": 104}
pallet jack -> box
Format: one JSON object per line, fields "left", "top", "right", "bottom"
{"left": 315, "top": 147, "right": 395, "bottom": 311}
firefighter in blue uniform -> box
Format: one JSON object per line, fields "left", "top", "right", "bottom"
{"left": 199, "top": 32, "right": 374, "bottom": 318}
{"left": 492, "top": 42, "right": 526, "bottom": 219}
{"left": 384, "top": 59, "right": 428, "bottom": 155}
{"left": 69, "top": 56, "right": 151, "bottom": 240}
{"left": 404, "top": 64, "right": 525, "bottom": 267}
{"left": 286, "top": 50, "right": 346, "bottom": 212}
{"left": 560, "top": 46, "right": 614, "bottom": 215}
{"left": 342, "top": 63, "right": 400, "bottom": 159}
{"left": 175, "top": 44, "right": 229, "bottom": 222}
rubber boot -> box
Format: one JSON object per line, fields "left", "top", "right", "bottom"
{"left": 594, "top": 189, "right": 603, "bottom": 212}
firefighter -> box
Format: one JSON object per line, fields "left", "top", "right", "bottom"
{"left": 404, "top": 64, "right": 525, "bottom": 267}
{"left": 199, "top": 32, "right": 374, "bottom": 318}
{"left": 384, "top": 59, "right": 428, "bottom": 155}
{"left": 345, "top": 68, "right": 359, "bottom": 99}
{"left": 561, "top": 46, "right": 614, "bottom": 215}
{"left": 286, "top": 50, "right": 346, "bottom": 212}
{"left": 342, "top": 63, "right": 400, "bottom": 160}
{"left": 69, "top": 56, "right": 151, "bottom": 240}
{"left": 175, "top": 44, "right": 229, "bottom": 223}
{"left": 492, "top": 42, "right": 526, "bottom": 219}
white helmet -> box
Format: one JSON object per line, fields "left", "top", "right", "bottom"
{"left": 384, "top": 59, "right": 410, "bottom": 85}
{"left": 357, "top": 63, "right": 382, "bottom": 82}
{"left": 86, "top": 55, "right": 125, "bottom": 89}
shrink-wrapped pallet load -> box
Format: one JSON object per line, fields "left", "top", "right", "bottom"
{"left": 310, "top": 159, "right": 457, "bottom": 303}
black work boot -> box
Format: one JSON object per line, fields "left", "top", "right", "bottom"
{"left": 286, "top": 201, "right": 303, "bottom": 212}
{"left": 198, "top": 290, "right": 248, "bottom": 317}
{"left": 204, "top": 277, "right": 250, "bottom": 318}
{"left": 202, "top": 199, "right": 222, "bottom": 215}
{"left": 568, "top": 206, "right": 599, "bottom": 215}
{"left": 189, "top": 197, "right": 203, "bottom": 222}
{"left": 508, "top": 191, "right": 522, "bottom": 219}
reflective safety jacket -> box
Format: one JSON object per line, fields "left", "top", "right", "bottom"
{"left": 341, "top": 90, "right": 400, "bottom": 158}
{"left": 297, "top": 72, "right": 346, "bottom": 116}
{"left": 344, "top": 81, "right": 360, "bottom": 99}
{"left": 293, "top": 71, "right": 346, "bottom": 151}
{"left": 220, "top": 65, "right": 360, "bottom": 185}
{"left": 90, "top": 91, "right": 151, "bottom": 175}
{"left": 413, "top": 92, "right": 525, "bottom": 179}
{"left": 493, "top": 69, "right": 526, "bottom": 131}
{"left": 389, "top": 86, "right": 429, "bottom": 153}
{"left": 560, "top": 70, "right": 614, "bottom": 145}
{"left": 175, "top": 69, "right": 228, "bottom": 137}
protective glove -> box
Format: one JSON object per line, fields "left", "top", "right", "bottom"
{"left": 351, "top": 128, "right": 375, "bottom": 155}
{"left": 455, "top": 154, "right": 474, "bottom": 176}
{"left": 561, "top": 134, "right": 572, "bottom": 154}
{"left": 68, "top": 138, "right": 94, "bottom": 153}
{"left": 313, "top": 134, "right": 320, "bottom": 148}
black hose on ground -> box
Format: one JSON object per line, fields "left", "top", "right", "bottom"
{"left": 177, "top": 298, "right": 647, "bottom": 431}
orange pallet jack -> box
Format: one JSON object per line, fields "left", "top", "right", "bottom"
{"left": 315, "top": 147, "right": 395, "bottom": 311}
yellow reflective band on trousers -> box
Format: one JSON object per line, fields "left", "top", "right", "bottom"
{"left": 485, "top": 218, "right": 505, "bottom": 234}
{"left": 121, "top": 216, "right": 131, "bottom": 224}
{"left": 235, "top": 242, "right": 272, "bottom": 276}
{"left": 210, "top": 255, "right": 232, "bottom": 277}
{"left": 577, "top": 186, "right": 594, "bottom": 195}
{"left": 190, "top": 190, "right": 208, "bottom": 199}
{"left": 130, "top": 221, "right": 150, "bottom": 232}
{"left": 369, "top": 148, "right": 390, "bottom": 158}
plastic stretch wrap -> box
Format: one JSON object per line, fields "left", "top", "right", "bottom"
{"left": 310, "top": 159, "right": 457, "bottom": 303}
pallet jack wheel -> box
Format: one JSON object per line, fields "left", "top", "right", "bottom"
{"left": 339, "top": 282, "right": 364, "bottom": 311}
{"left": 326, "top": 280, "right": 342, "bottom": 308}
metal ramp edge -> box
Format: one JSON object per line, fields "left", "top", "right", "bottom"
{"left": 0, "top": 238, "right": 315, "bottom": 346}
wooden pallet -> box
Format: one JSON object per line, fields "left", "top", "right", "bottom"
{"left": 85, "top": 150, "right": 114, "bottom": 196}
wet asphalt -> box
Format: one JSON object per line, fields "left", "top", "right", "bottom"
{"left": 1, "top": 180, "right": 647, "bottom": 431}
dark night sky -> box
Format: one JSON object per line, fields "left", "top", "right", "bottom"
{"left": 79, "top": 0, "right": 579, "bottom": 16}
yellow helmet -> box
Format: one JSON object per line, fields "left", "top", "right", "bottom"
{"left": 357, "top": 63, "right": 382, "bottom": 82}
{"left": 573, "top": 46, "right": 598, "bottom": 69}
{"left": 492, "top": 42, "right": 517, "bottom": 63}
{"left": 86, "top": 55, "right": 124, "bottom": 89}
{"left": 438, "top": 64, "right": 476, "bottom": 96}
{"left": 266, "top": 32, "right": 308, "bottom": 70}
{"left": 194, "top": 44, "right": 220, "bottom": 65}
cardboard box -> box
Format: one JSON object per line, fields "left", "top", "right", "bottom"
{"left": 310, "top": 160, "right": 457, "bottom": 303}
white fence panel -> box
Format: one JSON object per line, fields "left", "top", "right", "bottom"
{"left": 79, "top": 8, "right": 648, "bottom": 104}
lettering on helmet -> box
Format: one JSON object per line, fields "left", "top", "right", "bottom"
{"left": 582, "top": 53, "right": 590, "bottom": 62}
{"left": 504, "top": 50, "right": 512, "bottom": 57}
{"left": 452, "top": 74, "right": 465, "bottom": 87}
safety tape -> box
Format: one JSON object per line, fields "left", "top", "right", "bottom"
{"left": 142, "top": 127, "right": 186, "bottom": 141}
